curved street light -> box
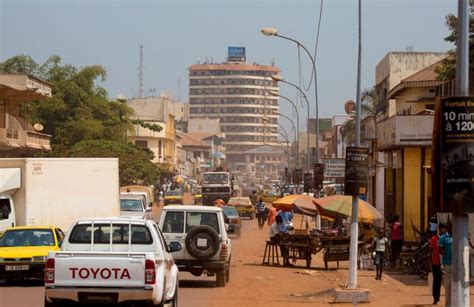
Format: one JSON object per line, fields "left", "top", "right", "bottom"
{"left": 271, "top": 75, "right": 310, "bottom": 173}
{"left": 262, "top": 27, "right": 320, "bottom": 164}
{"left": 269, "top": 90, "right": 300, "bottom": 168}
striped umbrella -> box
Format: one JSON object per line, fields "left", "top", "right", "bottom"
{"left": 313, "top": 195, "right": 383, "bottom": 225}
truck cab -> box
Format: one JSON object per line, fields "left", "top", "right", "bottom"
{"left": 0, "top": 168, "right": 20, "bottom": 235}
{"left": 201, "top": 172, "right": 233, "bottom": 206}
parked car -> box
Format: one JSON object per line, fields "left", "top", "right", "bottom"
{"left": 221, "top": 206, "right": 241, "bottom": 238}
{"left": 0, "top": 226, "right": 64, "bottom": 282}
{"left": 227, "top": 197, "right": 255, "bottom": 220}
{"left": 261, "top": 190, "right": 279, "bottom": 204}
{"left": 164, "top": 190, "right": 184, "bottom": 206}
{"left": 158, "top": 205, "right": 232, "bottom": 287}
{"left": 44, "top": 217, "right": 180, "bottom": 306}
{"left": 120, "top": 193, "right": 150, "bottom": 219}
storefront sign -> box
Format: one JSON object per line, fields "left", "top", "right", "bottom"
{"left": 320, "top": 158, "right": 345, "bottom": 178}
{"left": 344, "top": 147, "right": 369, "bottom": 196}
{"left": 313, "top": 163, "right": 325, "bottom": 190}
{"left": 440, "top": 96, "right": 474, "bottom": 213}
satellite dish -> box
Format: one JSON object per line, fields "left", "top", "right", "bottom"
{"left": 33, "top": 123, "right": 44, "bottom": 132}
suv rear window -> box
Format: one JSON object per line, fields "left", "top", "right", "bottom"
{"left": 69, "top": 224, "right": 153, "bottom": 244}
{"left": 186, "top": 212, "right": 219, "bottom": 234}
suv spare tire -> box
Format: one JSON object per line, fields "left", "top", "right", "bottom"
{"left": 185, "top": 225, "right": 220, "bottom": 260}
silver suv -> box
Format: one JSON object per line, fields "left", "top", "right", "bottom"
{"left": 157, "top": 205, "right": 232, "bottom": 287}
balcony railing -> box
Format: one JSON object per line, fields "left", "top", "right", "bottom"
{"left": 0, "top": 128, "right": 51, "bottom": 150}
{"left": 376, "top": 115, "right": 434, "bottom": 149}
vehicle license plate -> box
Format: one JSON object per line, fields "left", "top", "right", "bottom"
{"left": 5, "top": 265, "right": 29, "bottom": 271}
{"left": 197, "top": 238, "right": 208, "bottom": 247}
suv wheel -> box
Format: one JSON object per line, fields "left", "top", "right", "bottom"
{"left": 185, "top": 225, "right": 220, "bottom": 260}
{"left": 216, "top": 270, "right": 226, "bottom": 287}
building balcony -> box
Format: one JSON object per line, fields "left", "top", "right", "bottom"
{"left": 0, "top": 128, "right": 51, "bottom": 150}
{"left": 376, "top": 115, "right": 434, "bottom": 149}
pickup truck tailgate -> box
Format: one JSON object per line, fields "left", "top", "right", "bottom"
{"left": 53, "top": 252, "right": 147, "bottom": 288}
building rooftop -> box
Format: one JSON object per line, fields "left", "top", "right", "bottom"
{"left": 187, "top": 131, "right": 224, "bottom": 141}
{"left": 387, "top": 59, "right": 446, "bottom": 99}
{"left": 178, "top": 132, "right": 211, "bottom": 149}
{"left": 189, "top": 62, "right": 279, "bottom": 73}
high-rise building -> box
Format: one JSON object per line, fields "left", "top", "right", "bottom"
{"left": 188, "top": 48, "right": 280, "bottom": 173}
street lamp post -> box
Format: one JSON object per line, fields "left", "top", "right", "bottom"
{"left": 261, "top": 27, "right": 320, "bottom": 164}
{"left": 269, "top": 90, "right": 300, "bottom": 169}
{"left": 271, "top": 75, "right": 310, "bottom": 173}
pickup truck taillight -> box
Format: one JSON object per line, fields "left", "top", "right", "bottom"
{"left": 220, "top": 244, "right": 228, "bottom": 261}
{"left": 145, "top": 259, "right": 156, "bottom": 284}
{"left": 45, "top": 258, "right": 55, "bottom": 283}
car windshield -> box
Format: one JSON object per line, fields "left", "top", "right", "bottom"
{"left": 222, "top": 206, "right": 238, "bottom": 217}
{"left": 166, "top": 190, "right": 181, "bottom": 196}
{"left": 203, "top": 173, "right": 228, "bottom": 184}
{"left": 120, "top": 199, "right": 144, "bottom": 212}
{"left": 0, "top": 229, "right": 55, "bottom": 247}
{"left": 186, "top": 212, "right": 219, "bottom": 233}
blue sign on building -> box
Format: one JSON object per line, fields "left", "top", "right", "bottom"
{"left": 228, "top": 47, "right": 246, "bottom": 62}
{"left": 228, "top": 47, "right": 245, "bottom": 57}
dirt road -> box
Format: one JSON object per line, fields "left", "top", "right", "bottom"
{"left": 2, "top": 200, "right": 473, "bottom": 306}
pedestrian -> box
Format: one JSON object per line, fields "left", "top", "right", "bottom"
{"left": 389, "top": 215, "right": 403, "bottom": 269}
{"left": 267, "top": 206, "right": 277, "bottom": 226}
{"left": 255, "top": 198, "right": 266, "bottom": 229}
{"left": 438, "top": 222, "right": 453, "bottom": 307}
{"left": 430, "top": 222, "right": 446, "bottom": 305}
{"left": 371, "top": 228, "right": 389, "bottom": 280}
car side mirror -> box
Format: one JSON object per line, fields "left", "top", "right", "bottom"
{"left": 169, "top": 241, "right": 182, "bottom": 253}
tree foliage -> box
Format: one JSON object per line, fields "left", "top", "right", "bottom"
{"left": 341, "top": 87, "right": 378, "bottom": 146}
{"left": 435, "top": 9, "right": 474, "bottom": 80}
{"left": 0, "top": 54, "right": 162, "bottom": 184}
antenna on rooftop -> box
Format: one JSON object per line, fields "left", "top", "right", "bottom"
{"left": 138, "top": 45, "right": 144, "bottom": 98}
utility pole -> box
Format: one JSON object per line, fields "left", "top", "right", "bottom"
{"left": 452, "top": 0, "right": 470, "bottom": 306}
{"left": 348, "top": 0, "right": 362, "bottom": 290}
{"left": 138, "top": 45, "right": 144, "bottom": 98}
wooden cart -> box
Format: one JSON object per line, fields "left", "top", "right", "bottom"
{"left": 321, "top": 236, "right": 366, "bottom": 270}
{"left": 279, "top": 232, "right": 323, "bottom": 268}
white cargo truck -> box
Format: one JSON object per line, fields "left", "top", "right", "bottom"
{"left": 0, "top": 158, "right": 120, "bottom": 234}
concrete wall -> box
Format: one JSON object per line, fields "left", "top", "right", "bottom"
{"left": 188, "top": 118, "right": 221, "bottom": 134}
{"left": 375, "top": 52, "right": 446, "bottom": 90}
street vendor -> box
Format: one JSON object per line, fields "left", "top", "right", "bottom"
{"left": 269, "top": 215, "right": 292, "bottom": 267}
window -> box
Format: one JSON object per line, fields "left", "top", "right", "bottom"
{"left": 120, "top": 199, "right": 144, "bottom": 212}
{"left": 0, "top": 229, "right": 55, "bottom": 247}
{"left": 162, "top": 211, "right": 184, "bottom": 233}
{"left": 0, "top": 198, "right": 11, "bottom": 220}
{"left": 68, "top": 224, "right": 153, "bottom": 244}
{"left": 135, "top": 140, "right": 148, "bottom": 149}
{"left": 186, "top": 212, "right": 219, "bottom": 234}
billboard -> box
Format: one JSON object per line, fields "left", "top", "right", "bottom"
{"left": 228, "top": 46, "right": 246, "bottom": 62}
{"left": 344, "top": 147, "right": 369, "bottom": 196}
{"left": 313, "top": 163, "right": 324, "bottom": 190}
{"left": 320, "top": 158, "right": 345, "bottom": 178}
{"left": 440, "top": 96, "right": 474, "bottom": 213}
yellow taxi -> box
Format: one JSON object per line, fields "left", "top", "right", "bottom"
{"left": 261, "top": 190, "right": 279, "bottom": 204}
{"left": 164, "top": 189, "right": 184, "bottom": 205}
{"left": 0, "top": 226, "right": 64, "bottom": 282}
{"left": 228, "top": 197, "right": 255, "bottom": 220}
{"left": 193, "top": 187, "right": 203, "bottom": 205}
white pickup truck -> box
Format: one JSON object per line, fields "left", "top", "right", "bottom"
{"left": 44, "top": 217, "right": 181, "bottom": 306}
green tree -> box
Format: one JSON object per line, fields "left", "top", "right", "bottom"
{"left": 435, "top": 8, "right": 474, "bottom": 80}
{"left": 63, "top": 140, "right": 160, "bottom": 186}
{"left": 0, "top": 54, "right": 162, "bottom": 146}
{"left": 341, "top": 87, "right": 378, "bottom": 145}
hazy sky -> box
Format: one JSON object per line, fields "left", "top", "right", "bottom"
{"left": 1, "top": 0, "right": 456, "bottom": 135}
